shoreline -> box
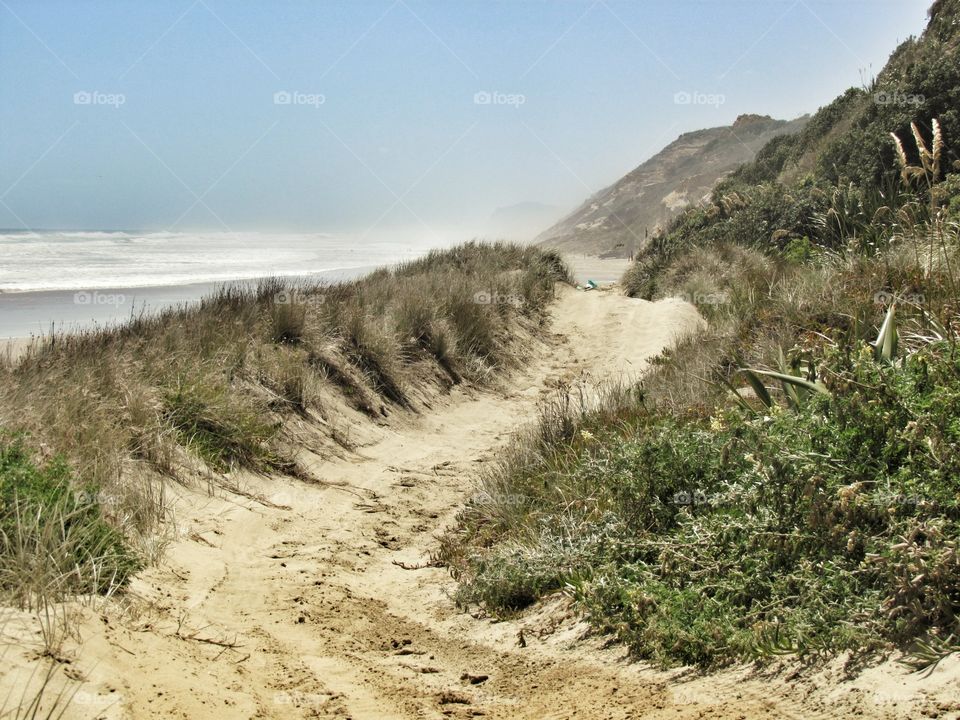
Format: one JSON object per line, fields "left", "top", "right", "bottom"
{"left": 0, "top": 263, "right": 377, "bottom": 295}
{"left": 0, "top": 265, "right": 379, "bottom": 340}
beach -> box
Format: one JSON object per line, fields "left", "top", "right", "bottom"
{"left": 565, "top": 255, "right": 633, "bottom": 284}
{"left": 2, "top": 0, "right": 953, "bottom": 716}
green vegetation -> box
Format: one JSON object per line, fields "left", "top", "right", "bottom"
{"left": 162, "top": 375, "right": 284, "bottom": 473}
{"left": 443, "top": 0, "right": 960, "bottom": 669}
{"left": 0, "top": 242, "right": 570, "bottom": 606}
{"left": 0, "top": 434, "right": 139, "bottom": 608}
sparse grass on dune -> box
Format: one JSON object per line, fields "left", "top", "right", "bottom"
{"left": 622, "top": 218, "right": 960, "bottom": 416}
{"left": 0, "top": 435, "right": 140, "bottom": 610}
{"left": 0, "top": 241, "right": 571, "bottom": 608}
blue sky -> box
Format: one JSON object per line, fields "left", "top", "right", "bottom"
{"left": 0, "top": 0, "right": 931, "bottom": 237}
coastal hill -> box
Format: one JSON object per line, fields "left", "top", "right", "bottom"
{"left": 535, "top": 113, "right": 808, "bottom": 257}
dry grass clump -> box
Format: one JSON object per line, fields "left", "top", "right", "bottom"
{"left": 624, "top": 220, "right": 960, "bottom": 417}
{"left": 338, "top": 306, "right": 410, "bottom": 408}
{"left": 439, "top": 380, "right": 642, "bottom": 570}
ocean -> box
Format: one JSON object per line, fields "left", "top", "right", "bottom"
{"left": 0, "top": 230, "right": 439, "bottom": 337}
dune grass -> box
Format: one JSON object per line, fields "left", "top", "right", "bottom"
{"left": 0, "top": 435, "right": 140, "bottom": 609}
{"left": 0, "top": 241, "right": 571, "bottom": 609}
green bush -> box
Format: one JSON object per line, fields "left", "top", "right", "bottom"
{"left": 449, "top": 0, "right": 960, "bottom": 671}
{"left": 446, "top": 342, "right": 960, "bottom": 667}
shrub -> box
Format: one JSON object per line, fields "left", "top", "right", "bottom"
{"left": 444, "top": 336, "right": 960, "bottom": 668}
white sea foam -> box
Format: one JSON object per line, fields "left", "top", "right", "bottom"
{"left": 0, "top": 230, "right": 433, "bottom": 292}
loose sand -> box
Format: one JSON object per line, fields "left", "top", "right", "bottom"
{"left": 1, "top": 284, "right": 957, "bottom": 719}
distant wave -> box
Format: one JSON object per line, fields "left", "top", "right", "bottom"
{"left": 0, "top": 230, "right": 431, "bottom": 294}
{"left": 0, "top": 266, "right": 375, "bottom": 294}
{"left": 54, "top": 231, "right": 135, "bottom": 239}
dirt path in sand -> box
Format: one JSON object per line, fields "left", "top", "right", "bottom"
{"left": 3, "top": 284, "right": 957, "bottom": 719}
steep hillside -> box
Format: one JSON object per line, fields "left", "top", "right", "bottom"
{"left": 535, "top": 114, "right": 808, "bottom": 257}
{"left": 447, "top": 0, "right": 960, "bottom": 679}
{"left": 626, "top": 0, "right": 960, "bottom": 300}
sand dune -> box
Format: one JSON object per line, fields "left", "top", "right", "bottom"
{"left": 2, "top": 284, "right": 954, "bottom": 719}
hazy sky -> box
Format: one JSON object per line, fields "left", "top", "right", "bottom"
{"left": 0, "top": 0, "right": 930, "bottom": 239}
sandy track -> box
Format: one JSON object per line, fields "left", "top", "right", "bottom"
{"left": 4, "top": 285, "right": 957, "bottom": 719}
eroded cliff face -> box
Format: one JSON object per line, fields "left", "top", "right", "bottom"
{"left": 536, "top": 114, "right": 808, "bottom": 257}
